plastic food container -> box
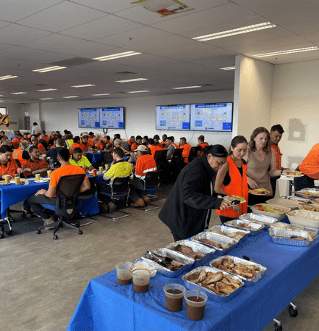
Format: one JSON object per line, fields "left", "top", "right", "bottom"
{"left": 207, "top": 224, "right": 249, "bottom": 243}
{"left": 250, "top": 204, "right": 290, "bottom": 220}
{"left": 239, "top": 213, "right": 278, "bottom": 228}
{"left": 287, "top": 210, "right": 319, "bottom": 230}
{"left": 269, "top": 227, "right": 313, "bottom": 247}
{"left": 224, "top": 219, "right": 265, "bottom": 235}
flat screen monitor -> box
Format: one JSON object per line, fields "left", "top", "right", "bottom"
{"left": 156, "top": 104, "right": 190, "bottom": 131}
{"left": 190, "top": 102, "right": 233, "bottom": 132}
{"left": 100, "top": 107, "right": 124, "bottom": 129}
{"left": 78, "top": 108, "right": 100, "bottom": 128}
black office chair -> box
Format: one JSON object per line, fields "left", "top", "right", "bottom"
{"left": 140, "top": 171, "right": 160, "bottom": 212}
{"left": 99, "top": 176, "right": 131, "bottom": 221}
{"left": 170, "top": 148, "right": 184, "bottom": 180}
{"left": 101, "top": 151, "right": 113, "bottom": 165}
{"left": 36, "top": 174, "right": 86, "bottom": 240}
{"left": 188, "top": 147, "right": 200, "bottom": 163}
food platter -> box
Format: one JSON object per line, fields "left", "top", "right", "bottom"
{"left": 248, "top": 188, "right": 270, "bottom": 195}
{"left": 283, "top": 170, "right": 303, "bottom": 178}
{"left": 0, "top": 181, "right": 10, "bottom": 185}
{"left": 287, "top": 210, "right": 319, "bottom": 230}
{"left": 34, "top": 179, "right": 50, "bottom": 183}
{"left": 266, "top": 198, "right": 301, "bottom": 209}
{"left": 250, "top": 203, "right": 290, "bottom": 220}
{"left": 223, "top": 195, "right": 246, "bottom": 204}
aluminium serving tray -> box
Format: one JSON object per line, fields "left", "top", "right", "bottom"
{"left": 208, "top": 224, "right": 249, "bottom": 243}
{"left": 191, "top": 231, "right": 237, "bottom": 256}
{"left": 269, "top": 227, "right": 313, "bottom": 247}
{"left": 166, "top": 240, "right": 215, "bottom": 268}
{"left": 224, "top": 219, "right": 265, "bottom": 235}
{"left": 209, "top": 255, "right": 267, "bottom": 286}
{"left": 141, "top": 248, "right": 194, "bottom": 278}
{"left": 239, "top": 213, "right": 279, "bottom": 228}
{"left": 182, "top": 266, "right": 244, "bottom": 303}
{"left": 250, "top": 204, "right": 290, "bottom": 220}
{"left": 287, "top": 210, "right": 319, "bottom": 230}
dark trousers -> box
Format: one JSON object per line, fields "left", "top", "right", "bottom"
{"left": 130, "top": 178, "right": 147, "bottom": 202}
{"left": 294, "top": 175, "right": 315, "bottom": 192}
{"left": 23, "top": 194, "right": 56, "bottom": 219}
{"left": 248, "top": 193, "right": 271, "bottom": 206}
{"left": 219, "top": 215, "right": 236, "bottom": 224}
{"left": 97, "top": 183, "right": 112, "bottom": 205}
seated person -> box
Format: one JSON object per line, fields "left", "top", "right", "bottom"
{"left": 153, "top": 135, "right": 162, "bottom": 148}
{"left": 197, "top": 135, "right": 209, "bottom": 157}
{"left": 70, "top": 136, "right": 82, "bottom": 153}
{"left": 147, "top": 138, "right": 162, "bottom": 156}
{"left": 23, "top": 146, "right": 51, "bottom": 178}
{"left": 131, "top": 135, "right": 142, "bottom": 152}
{"left": 38, "top": 134, "right": 48, "bottom": 150}
{"left": 13, "top": 140, "right": 30, "bottom": 167}
{"left": 80, "top": 135, "right": 90, "bottom": 152}
{"left": 97, "top": 134, "right": 108, "bottom": 151}
{"left": 22, "top": 148, "right": 90, "bottom": 223}
{"left": 165, "top": 136, "right": 176, "bottom": 159}
{"left": 97, "top": 148, "right": 132, "bottom": 213}
{"left": 179, "top": 137, "right": 192, "bottom": 164}
{"left": 0, "top": 145, "right": 23, "bottom": 178}
{"left": 45, "top": 138, "right": 63, "bottom": 169}
{"left": 11, "top": 133, "right": 21, "bottom": 149}
{"left": 130, "top": 145, "right": 157, "bottom": 208}
{"left": 28, "top": 136, "right": 46, "bottom": 155}
{"left": 160, "top": 134, "right": 168, "bottom": 149}
{"left": 20, "top": 132, "right": 31, "bottom": 144}
{"left": 114, "top": 139, "right": 130, "bottom": 156}
{"left": 127, "top": 136, "right": 135, "bottom": 150}
{"left": 69, "top": 147, "right": 94, "bottom": 171}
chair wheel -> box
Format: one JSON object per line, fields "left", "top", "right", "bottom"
{"left": 288, "top": 306, "right": 298, "bottom": 317}
{"left": 6, "top": 229, "right": 12, "bottom": 235}
{"left": 0, "top": 232, "right": 4, "bottom": 239}
{"left": 36, "top": 230, "right": 41, "bottom": 234}
{"left": 53, "top": 235, "right": 58, "bottom": 240}
{"left": 274, "top": 324, "right": 282, "bottom": 331}
{"left": 78, "top": 230, "right": 83, "bottom": 235}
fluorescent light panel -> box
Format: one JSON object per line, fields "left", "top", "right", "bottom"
{"left": 0, "top": 75, "right": 17, "bottom": 80}
{"left": 193, "top": 22, "right": 276, "bottom": 41}
{"left": 63, "top": 96, "right": 78, "bottom": 99}
{"left": 33, "top": 66, "right": 66, "bottom": 73}
{"left": 71, "top": 84, "right": 95, "bottom": 88}
{"left": 93, "top": 51, "right": 142, "bottom": 61}
{"left": 40, "top": 98, "right": 53, "bottom": 100}
{"left": 116, "top": 78, "right": 147, "bottom": 83}
{"left": 172, "top": 86, "right": 201, "bottom": 90}
{"left": 220, "top": 66, "right": 235, "bottom": 70}
{"left": 11, "top": 92, "right": 26, "bottom": 95}
{"left": 92, "top": 93, "right": 111, "bottom": 96}
{"left": 37, "top": 88, "right": 57, "bottom": 92}
{"left": 253, "top": 46, "right": 319, "bottom": 58}
{"left": 127, "top": 90, "right": 150, "bottom": 94}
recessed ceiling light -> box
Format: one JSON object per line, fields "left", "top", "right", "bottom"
{"left": 11, "top": 92, "right": 26, "bottom": 95}
{"left": 33, "top": 66, "right": 66, "bottom": 73}
{"left": 193, "top": 22, "right": 276, "bottom": 41}
{"left": 93, "top": 51, "right": 142, "bottom": 61}
{"left": 63, "top": 96, "right": 79, "bottom": 99}
{"left": 220, "top": 66, "right": 235, "bottom": 70}
{"left": 40, "top": 98, "right": 53, "bottom": 100}
{"left": 37, "top": 88, "right": 57, "bottom": 92}
{"left": 91, "top": 93, "right": 111, "bottom": 96}
{"left": 253, "top": 46, "right": 319, "bottom": 58}
{"left": 172, "top": 86, "right": 201, "bottom": 90}
{"left": 71, "top": 84, "right": 95, "bottom": 88}
{"left": 0, "top": 75, "right": 18, "bottom": 81}
{"left": 116, "top": 78, "right": 148, "bottom": 83}
{"left": 127, "top": 90, "right": 150, "bottom": 94}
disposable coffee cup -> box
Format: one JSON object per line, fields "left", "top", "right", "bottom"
{"left": 105, "top": 164, "right": 110, "bottom": 171}
{"left": 115, "top": 262, "right": 133, "bottom": 285}
{"left": 35, "top": 174, "right": 40, "bottom": 181}
{"left": 4, "top": 175, "right": 10, "bottom": 184}
{"left": 14, "top": 177, "right": 20, "bottom": 185}
{"left": 99, "top": 166, "right": 103, "bottom": 173}
{"left": 92, "top": 169, "right": 97, "bottom": 176}
{"left": 163, "top": 284, "right": 186, "bottom": 312}
{"left": 47, "top": 170, "right": 52, "bottom": 178}
{"left": 131, "top": 269, "right": 151, "bottom": 293}
{"left": 184, "top": 290, "right": 207, "bottom": 321}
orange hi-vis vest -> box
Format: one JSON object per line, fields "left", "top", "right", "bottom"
{"left": 180, "top": 143, "right": 192, "bottom": 163}
{"left": 271, "top": 144, "right": 282, "bottom": 170}
{"left": 13, "top": 148, "right": 27, "bottom": 166}
{"left": 216, "top": 157, "right": 248, "bottom": 218}
{"left": 198, "top": 142, "right": 209, "bottom": 157}
{"left": 149, "top": 145, "right": 163, "bottom": 156}
{"left": 172, "top": 143, "right": 179, "bottom": 149}
{"left": 135, "top": 154, "right": 157, "bottom": 179}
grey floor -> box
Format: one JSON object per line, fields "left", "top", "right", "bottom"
{"left": 1, "top": 185, "right": 319, "bottom": 331}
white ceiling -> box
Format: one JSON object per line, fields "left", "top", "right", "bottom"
{"left": 0, "top": 0, "right": 319, "bottom": 103}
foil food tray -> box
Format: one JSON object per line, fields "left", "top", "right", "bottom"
{"left": 191, "top": 232, "right": 237, "bottom": 256}
{"left": 284, "top": 196, "right": 312, "bottom": 203}
{"left": 269, "top": 227, "right": 313, "bottom": 247}
{"left": 224, "top": 219, "right": 265, "bottom": 235}
{"left": 271, "top": 222, "right": 318, "bottom": 238}
{"left": 166, "top": 240, "right": 215, "bottom": 268}
{"left": 250, "top": 204, "right": 290, "bottom": 220}
{"left": 209, "top": 255, "right": 267, "bottom": 286}
{"left": 182, "top": 266, "right": 244, "bottom": 303}
{"left": 208, "top": 224, "right": 249, "bottom": 243}
{"left": 287, "top": 210, "right": 319, "bottom": 230}
{"left": 141, "top": 248, "right": 194, "bottom": 278}
{"left": 296, "top": 188, "right": 319, "bottom": 199}
{"left": 239, "top": 213, "right": 279, "bottom": 228}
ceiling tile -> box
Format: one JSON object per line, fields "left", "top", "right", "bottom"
{"left": 283, "top": 19, "right": 319, "bottom": 35}
{"left": 70, "top": 0, "right": 139, "bottom": 14}
{"left": 17, "top": 2, "right": 108, "bottom": 33}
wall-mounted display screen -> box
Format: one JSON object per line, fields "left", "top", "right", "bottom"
{"left": 78, "top": 108, "right": 100, "bottom": 128}
{"left": 156, "top": 104, "right": 190, "bottom": 131}
{"left": 190, "top": 103, "right": 233, "bottom": 131}
{"left": 100, "top": 107, "right": 124, "bottom": 129}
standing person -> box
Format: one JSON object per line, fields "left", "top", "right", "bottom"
{"left": 159, "top": 145, "right": 232, "bottom": 241}
{"left": 31, "top": 122, "right": 42, "bottom": 135}
{"left": 23, "top": 146, "right": 51, "bottom": 178}
{"left": 179, "top": 137, "right": 192, "bottom": 165}
{"left": 244, "top": 127, "right": 287, "bottom": 205}
{"left": 215, "top": 136, "right": 249, "bottom": 224}
{"left": 269, "top": 124, "right": 289, "bottom": 197}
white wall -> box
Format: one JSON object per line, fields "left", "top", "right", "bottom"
{"left": 22, "top": 90, "right": 234, "bottom": 147}
{"left": 271, "top": 59, "right": 319, "bottom": 168}
{"left": 233, "top": 55, "right": 274, "bottom": 140}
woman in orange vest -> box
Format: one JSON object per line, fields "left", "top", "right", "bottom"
{"left": 215, "top": 136, "right": 249, "bottom": 224}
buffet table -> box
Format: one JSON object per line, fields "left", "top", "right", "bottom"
{"left": 67, "top": 227, "right": 319, "bottom": 331}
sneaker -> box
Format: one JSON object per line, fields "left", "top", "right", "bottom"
{"left": 143, "top": 196, "right": 150, "bottom": 206}
{"left": 43, "top": 216, "right": 56, "bottom": 226}
{"left": 22, "top": 208, "right": 32, "bottom": 218}
{"left": 130, "top": 198, "right": 145, "bottom": 208}
{"left": 108, "top": 202, "right": 117, "bottom": 213}
{"left": 98, "top": 202, "right": 109, "bottom": 214}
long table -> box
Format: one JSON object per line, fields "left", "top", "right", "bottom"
{"left": 67, "top": 226, "right": 319, "bottom": 331}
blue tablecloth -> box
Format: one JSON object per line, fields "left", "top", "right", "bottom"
{"left": 67, "top": 227, "right": 319, "bottom": 331}
{"left": 84, "top": 152, "right": 102, "bottom": 166}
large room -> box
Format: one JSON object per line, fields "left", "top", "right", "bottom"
{"left": 1, "top": 1, "right": 319, "bottom": 330}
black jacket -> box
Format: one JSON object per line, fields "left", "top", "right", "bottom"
{"left": 158, "top": 155, "right": 222, "bottom": 239}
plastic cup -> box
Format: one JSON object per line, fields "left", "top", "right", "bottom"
{"left": 35, "top": 174, "right": 40, "bottom": 181}
{"left": 99, "top": 166, "right": 103, "bottom": 173}
{"left": 184, "top": 290, "right": 208, "bottom": 321}
{"left": 92, "top": 169, "right": 97, "bottom": 176}
{"left": 14, "top": 177, "right": 20, "bottom": 185}
{"left": 163, "top": 284, "right": 186, "bottom": 312}
{"left": 47, "top": 170, "right": 52, "bottom": 178}
{"left": 131, "top": 269, "right": 151, "bottom": 293}
{"left": 105, "top": 164, "right": 110, "bottom": 171}
{"left": 115, "top": 262, "right": 133, "bottom": 285}
{"left": 82, "top": 166, "right": 87, "bottom": 173}
{"left": 4, "top": 175, "right": 10, "bottom": 184}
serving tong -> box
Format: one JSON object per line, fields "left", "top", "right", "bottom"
{"left": 147, "top": 251, "right": 172, "bottom": 268}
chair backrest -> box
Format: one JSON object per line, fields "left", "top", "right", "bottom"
{"left": 55, "top": 174, "right": 86, "bottom": 219}
{"left": 171, "top": 148, "right": 184, "bottom": 167}
{"left": 154, "top": 150, "right": 163, "bottom": 163}
{"left": 144, "top": 171, "right": 159, "bottom": 190}
{"left": 111, "top": 176, "right": 131, "bottom": 196}
{"left": 188, "top": 147, "right": 199, "bottom": 162}
{"left": 101, "top": 151, "right": 113, "bottom": 164}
